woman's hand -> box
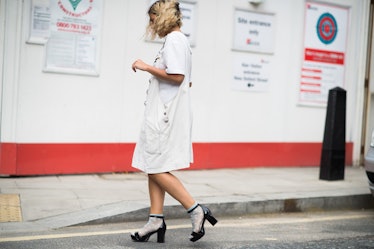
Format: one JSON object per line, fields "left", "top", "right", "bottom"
{"left": 132, "top": 59, "right": 149, "bottom": 72}
{"left": 132, "top": 59, "right": 184, "bottom": 85}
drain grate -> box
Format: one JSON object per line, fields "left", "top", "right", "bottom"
{"left": 0, "top": 194, "right": 22, "bottom": 222}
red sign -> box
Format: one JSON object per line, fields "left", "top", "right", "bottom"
{"left": 304, "top": 48, "right": 344, "bottom": 65}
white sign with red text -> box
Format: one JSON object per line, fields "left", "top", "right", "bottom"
{"left": 299, "top": 2, "right": 349, "bottom": 106}
{"left": 232, "top": 55, "right": 272, "bottom": 92}
{"left": 44, "top": 0, "right": 102, "bottom": 75}
{"left": 233, "top": 9, "right": 275, "bottom": 54}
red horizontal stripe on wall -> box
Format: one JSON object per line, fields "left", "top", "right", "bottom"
{"left": 15, "top": 143, "right": 136, "bottom": 175}
{"left": 0, "top": 142, "right": 353, "bottom": 175}
{"left": 0, "top": 143, "right": 17, "bottom": 175}
{"left": 191, "top": 142, "right": 353, "bottom": 169}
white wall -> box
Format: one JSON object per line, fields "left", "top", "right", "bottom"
{"left": 0, "top": 0, "right": 370, "bottom": 164}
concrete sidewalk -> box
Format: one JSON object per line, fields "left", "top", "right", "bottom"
{"left": 0, "top": 166, "right": 373, "bottom": 234}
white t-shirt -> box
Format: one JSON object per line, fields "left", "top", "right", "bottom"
{"left": 154, "top": 31, "right": 192, "bottom": 103}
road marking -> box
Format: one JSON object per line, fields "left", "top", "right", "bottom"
{"left": 0, "top": 229, "right": 135, "bottom": 242}
{"left": 214, "top": 213, "right": 373, "bottom": 228}
{"left": 0, "top": 213, "right": 372, "bottom": 243}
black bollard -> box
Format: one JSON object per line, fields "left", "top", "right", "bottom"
{"left": 319, "top": 87, "right": 346, "bottom": 181}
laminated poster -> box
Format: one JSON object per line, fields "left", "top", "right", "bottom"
{"left": 44, "top": 0, "right": 103, "bottom": 76}
{"left": 299, "top": 2, "right": 349, "bottom": 106}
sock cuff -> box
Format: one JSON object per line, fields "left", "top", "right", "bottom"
{"left": 149, "top": 214, "right": 164, "bottom": 218}
{"left": 187, "top": 202, "right": 199, "bottom": 213}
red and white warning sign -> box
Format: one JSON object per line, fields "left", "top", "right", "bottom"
{"left": 299, "top": 2, "right": 349, "bottom": 106}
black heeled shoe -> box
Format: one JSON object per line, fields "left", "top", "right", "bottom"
{"left": 189, "top": 205, "right": 218, "bottom": 242}
{"left": 131, "top": 218, "right": 167, "bottom": 243}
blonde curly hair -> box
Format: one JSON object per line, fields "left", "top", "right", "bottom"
{"left": 147, "top": 0, "right": 183, "bottom": 39}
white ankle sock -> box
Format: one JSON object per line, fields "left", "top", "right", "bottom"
{"left": 137, "top": 215, "right": 164, "bottom": 237}
{"left": 189, "top": 205, "right": 204, "bottom": 233}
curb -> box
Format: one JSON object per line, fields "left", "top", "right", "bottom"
{"left": 81, "top": 194, "right": 374, "bottom": 226}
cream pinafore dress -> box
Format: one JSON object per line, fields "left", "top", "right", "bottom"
{"left": 132, "top": 31, "right": 193, "bottom": 174}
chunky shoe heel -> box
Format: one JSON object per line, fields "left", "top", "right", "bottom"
{"left": 206, "top": 213, "right": 218, "bottom": 226}
{"left": 202, "top": 206, "right": 218, "bottom": 226}
{"left": 156, "top": 225, "right": 166, "bottom": 243}
{"left": 131, "top": 217, "right": 167, "bottom": 243}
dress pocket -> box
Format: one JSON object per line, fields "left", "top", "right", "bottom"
{"left": 142, "top": 77, "right": 174, "bottom": 155}
{"left": 144, "top": 117, "right": 170, "bottom": 154}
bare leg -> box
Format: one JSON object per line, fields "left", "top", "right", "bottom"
{"left": 148, "top": 172, "right": 214, "bottom": 241}
{"left": 131, "top": 172, "right": 217, "bottom": 243}
{"left": 148, "top": 175, "right": 166, "bottom": 214}
{"left": 148, "top": 172, "right": 195, "bottom": 209}
{"left": 130, "top": 176, "right": 166, "bottom": 241}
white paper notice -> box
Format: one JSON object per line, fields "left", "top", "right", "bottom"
{"left": 233, "top": 9, "right": 275, "bottom": 54}
{"left": 44, "top": 0, "right": 102, "bottom": 76}
{"left": 232, "top": 55, "right": 272, "bottom": 92}
{"left": 28, "top": 0, "right": 51, "bottom": 44}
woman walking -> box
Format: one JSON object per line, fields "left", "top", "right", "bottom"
{"left": 130, "top": 0, "right": 217, "bottom": 243}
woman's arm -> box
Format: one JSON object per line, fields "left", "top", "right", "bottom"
{"left": 132, "top": 59, "right": 184, "bottom": 85}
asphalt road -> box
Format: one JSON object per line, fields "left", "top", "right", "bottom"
{"left": 0, "top": 209, "right": 373, "bottom": 249}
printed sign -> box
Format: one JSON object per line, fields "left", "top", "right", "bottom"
{"left": 233, "top": 9, "right": 275, "bottom": 54}
{"left": 28, "top": 0, "right": 51, "bottom": 44}
{"left": 179, "top": 1, "right": 197, "bottom": 46}
{"left": 232, "top": 55, "right": 272, "bottom": 92}
{"left": 299, "top": 2, "right": 349, "bottom": 105}
{"left": 44, "top": 0, "right": 102, "bottom": 76}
